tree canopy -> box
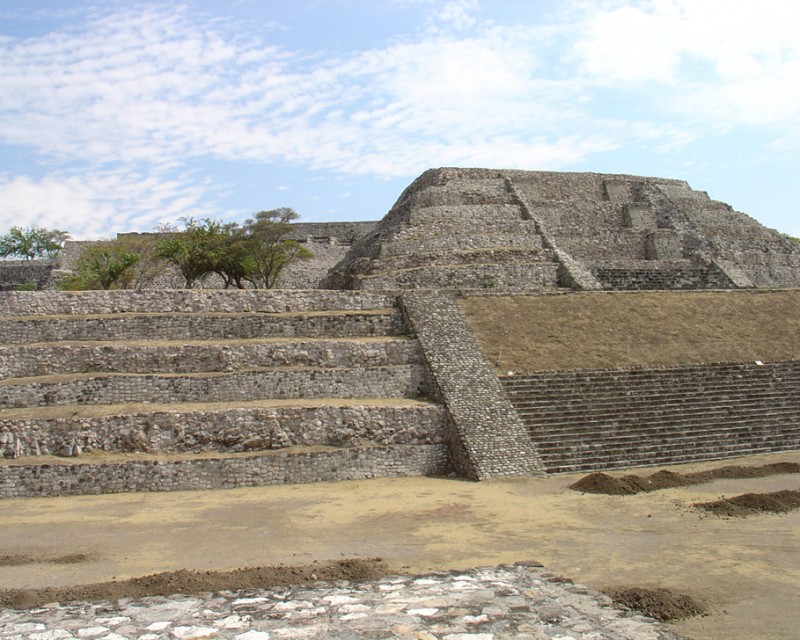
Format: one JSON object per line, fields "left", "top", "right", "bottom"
{"left": 0, "top": 226, "right": 69, "bottom": 260}
{"left": 154, "top": 210, "right": 312, "bottom": 289}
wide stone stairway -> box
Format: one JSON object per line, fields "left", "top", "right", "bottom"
{"left": 0, "top": 290, "right": 450, "bottom": 498}
{"left": 503, "top": 361, "right": 800, "bottom": 473}
{"left": 324, "top": 172, "right": 563, "bottom": 291}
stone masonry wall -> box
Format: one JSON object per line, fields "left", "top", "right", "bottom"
{"left": 400, "top": 291, "right": 545, "bottom": 479}
{"left": 0, "top": 339, "right": 420, "bottom": 380}
{"left": 591, "top": 263, "right": 734, "bottom": 290}
{"left": 0, "top": 289, "right": 396, "bottom": 316}
{"left": 0, "top": 261, "right": 54, "bottom": 291}
{"left": 0, "top": 404, "right": 448, "bottom": 458}
{"left": 0, "top": 444, "right": 451, "bottom": 499}
{"left": 0, "top": 365, "right": 426, "bottom": 408}
{"left": 0, "top": 311, "right": 405, "bottom": 343}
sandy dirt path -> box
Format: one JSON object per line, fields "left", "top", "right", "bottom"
{"left": 1, "top": 451, "right": 798, "bottom": 640}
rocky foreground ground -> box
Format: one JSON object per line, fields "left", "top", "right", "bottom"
{"left": 0, "top": 564, "right": 686, "bottom": 640}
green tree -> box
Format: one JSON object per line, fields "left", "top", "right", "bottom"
{"left": 243, "top": 208, "right": 313, "bottom": 289}
{"left": 154, "top": 218, "right": 224, "bottom": 288}
{"left": 60, "top": 240, "right": 141, "bottom": 290}
{"left": 0, "top": 225, "right": 69, "bottom": 260}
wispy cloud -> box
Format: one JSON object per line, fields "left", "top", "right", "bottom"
{"left": 0, "top": 0, "right": 797, "bottom": 237}
{"left": 0, "top": 169, "right": 213, "bottom": 238}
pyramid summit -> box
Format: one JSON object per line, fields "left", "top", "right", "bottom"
{"left": 323, "top": 167, "right": 800, "bottom": 292}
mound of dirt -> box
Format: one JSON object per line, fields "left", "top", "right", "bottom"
{"left": 569, "top": 463, "right": 800, "bottom": 495}
{"left": 694, "top": 489, "right": 800, "bottom": 517}
{"left": 605, "top": 587, "right": 705, "bottom": 622}
{"left": 0, "top": 558, "right": 386, "bottom": 609}
{"left": 0, "top": 553, "right": 90, "bottom": 567}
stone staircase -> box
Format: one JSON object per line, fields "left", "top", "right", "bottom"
{"left": 0, "top": 290, "right": 451, "bottom": 498}
{"left": 323, "top": 171, "right": 563, "bottom": 292}
{"left": 502, "top": 362, "right": 800, "bottom": 473}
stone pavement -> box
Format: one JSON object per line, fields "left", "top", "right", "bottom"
{"left": 0, "top": 564, "right": 686, "bottom": 640}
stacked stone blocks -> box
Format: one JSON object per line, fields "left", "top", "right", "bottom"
{"left": 0, "top": 290, "right": 452, "bottom": 498}
{"left": 503, "top": 361, "right": 800, "bottom": 473}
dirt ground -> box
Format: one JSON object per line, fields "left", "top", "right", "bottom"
{"left": 1, "top": 451, "right": 798, "bottom": 640}
{"left": 460, "top": 290, "right": 800, "bottom": 372}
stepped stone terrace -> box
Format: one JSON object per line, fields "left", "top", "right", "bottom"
{"left": 0, "top": 168, "right": 798, "bottom": 498}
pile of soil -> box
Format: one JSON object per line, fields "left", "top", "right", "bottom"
{"left": 604, "top": 587, "right": 705, "bottom": 622}
{"left": 0, "top": 558, "right": 386, "bottom": 609}
{"left": 0, "top": 553, "right": 90, "bottom": 567}
{"left": 569, "top": 462, "right": 799, "bottom": 495}
{"left": 695, "top": 489, "right": 800, "bottom": 517}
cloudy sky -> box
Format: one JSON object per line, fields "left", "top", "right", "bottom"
{"left": 1, "top": 0, "right": 798, "bottom": 239}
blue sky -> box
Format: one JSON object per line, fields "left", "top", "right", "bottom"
{"left": 1, "top": 0, "right": 798, "bottom": 239}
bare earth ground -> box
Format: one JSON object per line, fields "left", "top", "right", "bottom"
{"left": 0, "top": 451, "right": 798, "bottom": 640}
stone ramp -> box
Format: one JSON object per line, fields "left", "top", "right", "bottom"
{"left": 503, "top": 361, "right": 800, "bottom": 473}
{"left": 0, "top": 290, "right": 452, "bottom": 498}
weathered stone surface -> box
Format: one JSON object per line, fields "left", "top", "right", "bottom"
{"left": 0, "top": 565, "right": 687, "bottom": 640}
{"left": 322, "top": 167, "right": 800, "bottom": 292}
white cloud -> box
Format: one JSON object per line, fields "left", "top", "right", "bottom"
{"left": 573, "top": 0, "right": 800, "bottom": 126}
{"left": 0, "top": 170, "right": 213, "bottom": 239}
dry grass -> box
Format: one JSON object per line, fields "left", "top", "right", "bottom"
{"left": 461, "top": 289, "right": 800, "bottom": 372}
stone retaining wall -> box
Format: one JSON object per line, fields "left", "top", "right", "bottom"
{"left": 0, "top": 365, "right": 426, "bottom": 408}
{"left": 0, "top": 339, "right": 420, "bottom": 379}
{"left": 591, "top": 263, "right": 733, "bottom": 290}
{"left": 0, "top": 261, "right": 55, "bottom": 291}
{"left": 358, "top": 264, "right": 560, "bottom": 291}
{"left": 0, "top": 290, "right": 397, "bottom": 317}
{"left": 0, "top": 403, "right": 448, "bottom": 457}
{"left": 503, "top": 360, "right": 800, "bottom": 473}
{"left": 0, "top": 310, "right": 405, "bottom": 343}
{"left": 0, "top": 444, "right": 452, "bottom": 498}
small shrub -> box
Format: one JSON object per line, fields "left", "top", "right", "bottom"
{"left": 14, "top": 282, "right": 37, "bottom": 291}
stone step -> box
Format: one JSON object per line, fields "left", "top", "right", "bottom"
{"left": 503, "top": 370, "right": 800, "bottom": 395}
{"left": 389, "top": 218, "right": 541, "bottom": 240}
{"left": 369, "top": 247, "right": 556, "bottom": 273}
{"left": 405, "top": 184, "right": 515, "bottom": 208}
{"left": 541, "top": 432, "right": 800, "bottom": 472}
{"left": 0, "top": 309, "right": 406, "bottom": 343}
{"left": 0, "top": 290, "right": 397, "bottom": 317}
{"left": 530, "top": 411, "right": 800, "bottom": 444}
{"left": 510, "top": 381, "right": 797, "bottom": 404}
{"left": 356, "top": 263, "right": 560, "bottom": 291}
{"left": 543, "top": 441, "right": 797, "bottom": 474}
{"left": 409, "top": 204, "right": 524, "bottom": 225}
{"left": 0, "top": 337, "right": 420, "bottom": 379}
{"left": 521, "top": 405, "right": 800, "bottom": 435}
{"left": 380, "top": 231, "right": 545, "bottom": 258}
{"left": 0, "top": 364, "right": 427, "bottom": 408}
{"left": 513, "top": 390, "right": 800, "bottom": 418}
{"left": 0, "top": 398, "right": 447, "bottom": 458}
{"left": 0, "top": 443, "right": 452, "bottom": 499}
{"left": 504, "top": 376, "right": 798, "bottom": 395}
{"left": 0, "top": 365, "right": 428, "bottom": 408}
{"left": 503, "top": 362, "right": 800, "bottom": 385}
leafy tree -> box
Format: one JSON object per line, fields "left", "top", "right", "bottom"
{"left": 114, "top": 234, "right": 170, "bottom": 289}
{"left": 60, "top": 240, "right": 141, "bottom": 290}
{"left": 243, "top": 208, "right": 313, "bottom": 289}
{"left": 153, "top": 210, "right": 312, "bottom": 289}
{"left": 154, "top": 218, "right": 225, "bottom": 289}
{"left": 60, "top": 235, "right": 169, "bottom": 291}
{"left": 0, "top": 225, "right": 69, "bottom": 260}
